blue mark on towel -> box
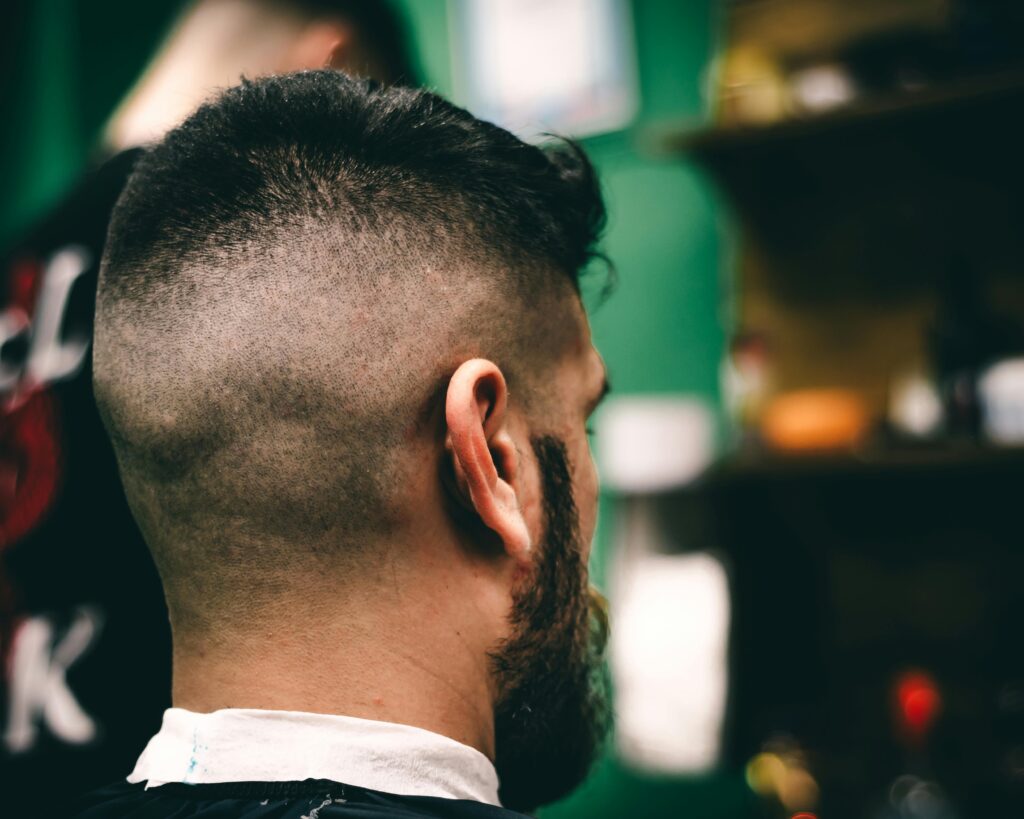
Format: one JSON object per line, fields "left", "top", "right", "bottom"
{"left": 185, "top": 728, "right": 199, "bottom": 781}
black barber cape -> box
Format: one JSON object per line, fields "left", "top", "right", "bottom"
{"left": 0, "top": 149, "right": 174, "bottom": 816}
{"left": 74, "top": 779, "right": 531, "bottom": 818}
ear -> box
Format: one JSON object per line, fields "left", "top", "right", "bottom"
{"left": 324, "top": 32, "right": 355, "bottom": 71}
{"left": 277, "top": 20, "right": 355, "bottom": 73}
{"left": 445, "top": 359, "right": 532, "bottom": 565}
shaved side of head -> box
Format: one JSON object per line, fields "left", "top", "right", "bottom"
{"left": 93, "top": 71, "right": 604, "bottom": 636}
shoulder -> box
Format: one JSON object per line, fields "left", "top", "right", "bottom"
{"left": 71, "top": 780, "right": 531, "bottom": 819}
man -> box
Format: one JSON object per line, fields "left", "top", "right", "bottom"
{"left": 76, "top": 70, "right": 612, "bottom": 817}
{"left": 0, "top": 1, "right": 415, "bottom": 812}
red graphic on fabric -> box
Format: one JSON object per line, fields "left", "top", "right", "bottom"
{"left": 2, "top": 255, "right": 62, "bottom": 670}
{"left": 10, "top": 257, "right": 44, "bottom": 314}
{"left": 1, "top": 253, "right": 74, "bottom": 671}
{"left": 1, "top": 391, "right": 62, "bottom": 550}
{"left": 1, "top": 256, "right": 64, "bottom": 551}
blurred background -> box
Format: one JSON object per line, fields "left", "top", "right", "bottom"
{"left": 3, "top": 1, "right": 1024, "bottom": 817}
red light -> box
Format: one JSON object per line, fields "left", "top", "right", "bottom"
{"left": 895, "top": 670, "right": 941, "bottom": 740}
{"left": 791, "top": 813, "right": 817, "bottom": 819}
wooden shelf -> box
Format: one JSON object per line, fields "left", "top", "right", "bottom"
{"left": 651, "top": 63, "right": 1024, "bottom": 305}
{"left": 665, "top": 67, "right": 1024, "bottom": 161}
{"left": 692, "top": 443, "right": 1024, "bottom": 489}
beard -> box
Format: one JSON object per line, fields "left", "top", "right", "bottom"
{"left": 489, "top": 435, "right": 612, "bottom": 814}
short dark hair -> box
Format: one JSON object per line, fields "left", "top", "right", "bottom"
{"left": 103, "top": 71, "right": 604, "bottom": 295}
{"left": 94, "top": 70, "right": 605, "bottom": 632}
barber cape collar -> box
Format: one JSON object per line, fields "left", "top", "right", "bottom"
{"left": 128, "top": 707, "right": 501, "bottom": 806}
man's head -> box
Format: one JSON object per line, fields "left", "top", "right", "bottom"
{"left": 94, "top": 70, "right": 610, "bottom": 811}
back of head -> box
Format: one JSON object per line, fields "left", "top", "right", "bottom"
{"left": 94, "top": 71, "right": 604, "bottom": 635}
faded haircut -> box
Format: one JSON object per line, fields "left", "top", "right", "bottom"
{"left": 93, "top": 71, "right": 604, "bottom": 632}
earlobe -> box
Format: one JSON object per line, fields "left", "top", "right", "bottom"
{"left": 445, "top": 359, "right": 532, "bottom": 565}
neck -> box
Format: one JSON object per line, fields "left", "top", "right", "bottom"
{"left": 105, "top": 0, "right": 305, "bottom": 151}
{"left": 170, "top": 570, "right": 502, "bottom": 759}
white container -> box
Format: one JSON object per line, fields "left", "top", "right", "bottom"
{"left": 979, "top": 357, "right": 1024, "bottom": 445}
{"left": 596, "top": 396, "right": 715, "bottom": 492}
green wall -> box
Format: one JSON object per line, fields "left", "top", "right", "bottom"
{"left": 2, "top": 0, "right": 741, "bottom": 815}
{"left": 0, "top": 1, "right": 181, "bottom": 246}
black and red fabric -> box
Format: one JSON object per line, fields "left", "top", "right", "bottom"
{"left": 0, "top": 149, "right": 173, "bottom": 815}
